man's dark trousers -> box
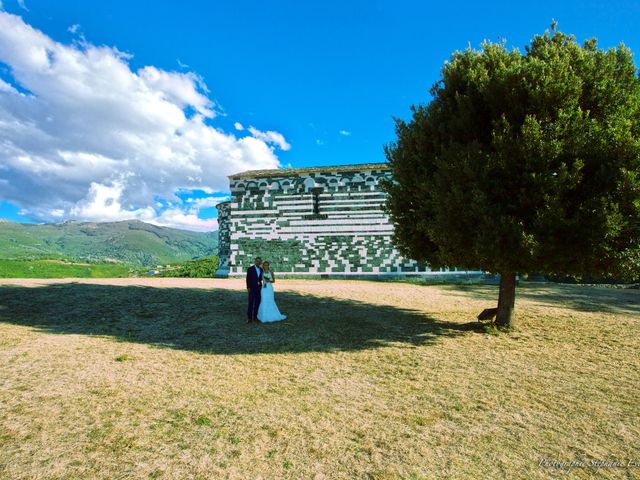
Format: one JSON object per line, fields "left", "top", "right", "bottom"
{"left": 247, "top": 286, "right": 261, "bottom": 321}
{"left": 246, "top": 264, "right": 262, "bottom": 321}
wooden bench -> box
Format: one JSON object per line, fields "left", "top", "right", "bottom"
{"left": 477, "top": 307, "right": 498, "bottom": 322}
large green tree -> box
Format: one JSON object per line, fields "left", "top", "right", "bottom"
{"left": 383, "top": 25, "right": 640, "bottom": 328}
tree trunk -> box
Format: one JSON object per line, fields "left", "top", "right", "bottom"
{"left": 495, "top": 271, "right": 516, "bottom": 329}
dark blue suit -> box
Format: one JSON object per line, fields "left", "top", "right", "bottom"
{"left": 246, "top": 264, "right": 263, "bottom": 320}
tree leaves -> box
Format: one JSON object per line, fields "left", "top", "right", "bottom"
{"left": 384, "top": 25, "right": 640, "bottom": 280}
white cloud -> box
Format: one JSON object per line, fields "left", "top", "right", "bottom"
{"left": 150, "top": 193, "right": 227, "bottom": 231}
{"left": 248, "top": 126, "right": 291, "bottom": 151}
{"left": 17, "top": 0, "right": 27, "bottom": 11}
{"left": 316, "top": 139, "right": 325, "bottom": 146}
{"left": 187, "top": 195, "right": 230, "bottom": 208}
{"left": 150, "top": 208, "right": 218, "bottom": 232}
{"left": 68, "top": 24, "right": 80, "bottom": 34}
{"left": 234, "top": 121, "right": 244, "bottom": 131}
{"left": 339, "top": 129, "right": 351, "bottom": 136}
{"left": 176, "top": 58, "right": 189, "bottom": 69}
{"left": 66, "top": 180, "right": 224, "bottom": 232}
{"left": 0, "top": 12, "right": 289, "bottom": 231}
{"left": 69, "top": 180, "right": 156, "bottom": 222}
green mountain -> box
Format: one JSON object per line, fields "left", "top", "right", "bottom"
{"left": 0, "top": 219, "right": 218, "bottom": 267}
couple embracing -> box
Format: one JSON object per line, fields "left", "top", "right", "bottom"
{"left": 246, "top": 257, "right": 287, "bottom": 323}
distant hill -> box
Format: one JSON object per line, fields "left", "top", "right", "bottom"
{"left": 0, "top": 220, "right": 218, "bottom": 267}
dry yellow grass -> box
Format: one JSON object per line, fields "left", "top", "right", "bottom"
{"left": 0, "top": 278, "right": 638, "bottom": 479}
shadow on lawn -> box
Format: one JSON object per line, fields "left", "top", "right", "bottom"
{"left": 0, "top": 283, "right": 482, "bottom": 354}
{"left": 436, "top": 282, "right": 640, "bottom": 315}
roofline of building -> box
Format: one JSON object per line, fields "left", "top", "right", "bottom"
{"left": 228, "top": 162, "right": 390, "bottom": 180}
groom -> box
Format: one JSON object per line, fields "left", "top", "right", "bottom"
{"left": 246, "top": 257, "right": 263, "bottom": 323}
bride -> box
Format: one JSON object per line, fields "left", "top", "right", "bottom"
{"left": 257, "top": 261, "right": 287, "bottom": 323}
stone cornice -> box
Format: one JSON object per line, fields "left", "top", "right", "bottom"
{"left": 229, "top": 163, "right": 390, "bottom": 180}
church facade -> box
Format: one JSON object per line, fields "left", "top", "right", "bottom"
{"left": 215, "top": 163, "right": 477, "bottom": 277}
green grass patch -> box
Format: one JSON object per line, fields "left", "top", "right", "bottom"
{"left": 0, "top": 258, "right": 135, "bottom": 278}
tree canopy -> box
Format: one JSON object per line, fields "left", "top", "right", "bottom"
{"left": 383, "top": 26, "right": 640, "bottom": 327}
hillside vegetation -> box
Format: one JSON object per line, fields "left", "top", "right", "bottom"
{"left": 0, "top": 220, "right": 218, "bottom": 267}
{"left": 158, "top": 256, "right": 219, "bottom": 278}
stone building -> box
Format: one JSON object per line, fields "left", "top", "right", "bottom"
{"left": 215, "top": 163, "right": 479, "bottom": 277}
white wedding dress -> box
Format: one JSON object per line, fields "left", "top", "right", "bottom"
{"left": 257, "top": 273, "right": 287, "bottom": 322}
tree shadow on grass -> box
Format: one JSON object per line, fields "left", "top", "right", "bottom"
{"left": 436, "top": 282, "right": 640, "bottom": 315}
{"left": 0, "top": 283, "right": 483, "bottom": 354}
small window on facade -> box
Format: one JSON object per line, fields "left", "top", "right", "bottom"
{"left": 311, "top": 187, "right": 323, "bottom": 214}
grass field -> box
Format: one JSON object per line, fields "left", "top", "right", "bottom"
{"left": 0, "top": 259, "right": 134, "bottom": 278}
{"left": 0, "top": 278, "right": 638, "bottom": 479}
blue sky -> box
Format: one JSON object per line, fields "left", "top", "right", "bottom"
{"left": 0, "top": 0, "right": 639, "bottom": 229}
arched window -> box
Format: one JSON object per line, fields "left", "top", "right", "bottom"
{"left": 270, "top": 181, "right": 280, "bottom": 190}
{"left": 303, "top": 177, "right": 316, "bottom": 192}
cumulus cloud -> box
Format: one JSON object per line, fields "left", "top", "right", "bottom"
{"left": 17, "top": 0, "right": 27, "bottom": 10}
{"left": 234, "top": 121, "right": 244, "bottom": 131}
{"left": 339, "top": 129, "right": 351, "bottom": 136}
{"left": 248, "top": 126, "right": 291, "bottom": 151}
{"left": 0, "top": 12, "right": 289, "bottom": 231}
{"left": 151, "top": 207, "right": 219, "bottom": 232}
{"left": 67, "top": 24, "right": 80, "bottom": 34}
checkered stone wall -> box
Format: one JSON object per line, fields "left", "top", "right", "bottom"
{"left": 215, "top": 201, "right": 231, "bottom": 276}
{"left": 215, "top": 164, "right": 464, "bottom": 277}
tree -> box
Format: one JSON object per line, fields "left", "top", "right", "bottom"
{"left": 383, "top": 25, "right": 640, "bottom": 328}
{"left": 160, "top": 256, "right": 219, "bottom": 278}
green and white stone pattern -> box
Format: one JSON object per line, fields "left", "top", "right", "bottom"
{"left": 215, "top": 163, "right": 465, "bottom": 276}
{"left": 215, "top": 201, "right": 231, "bottom": 276}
